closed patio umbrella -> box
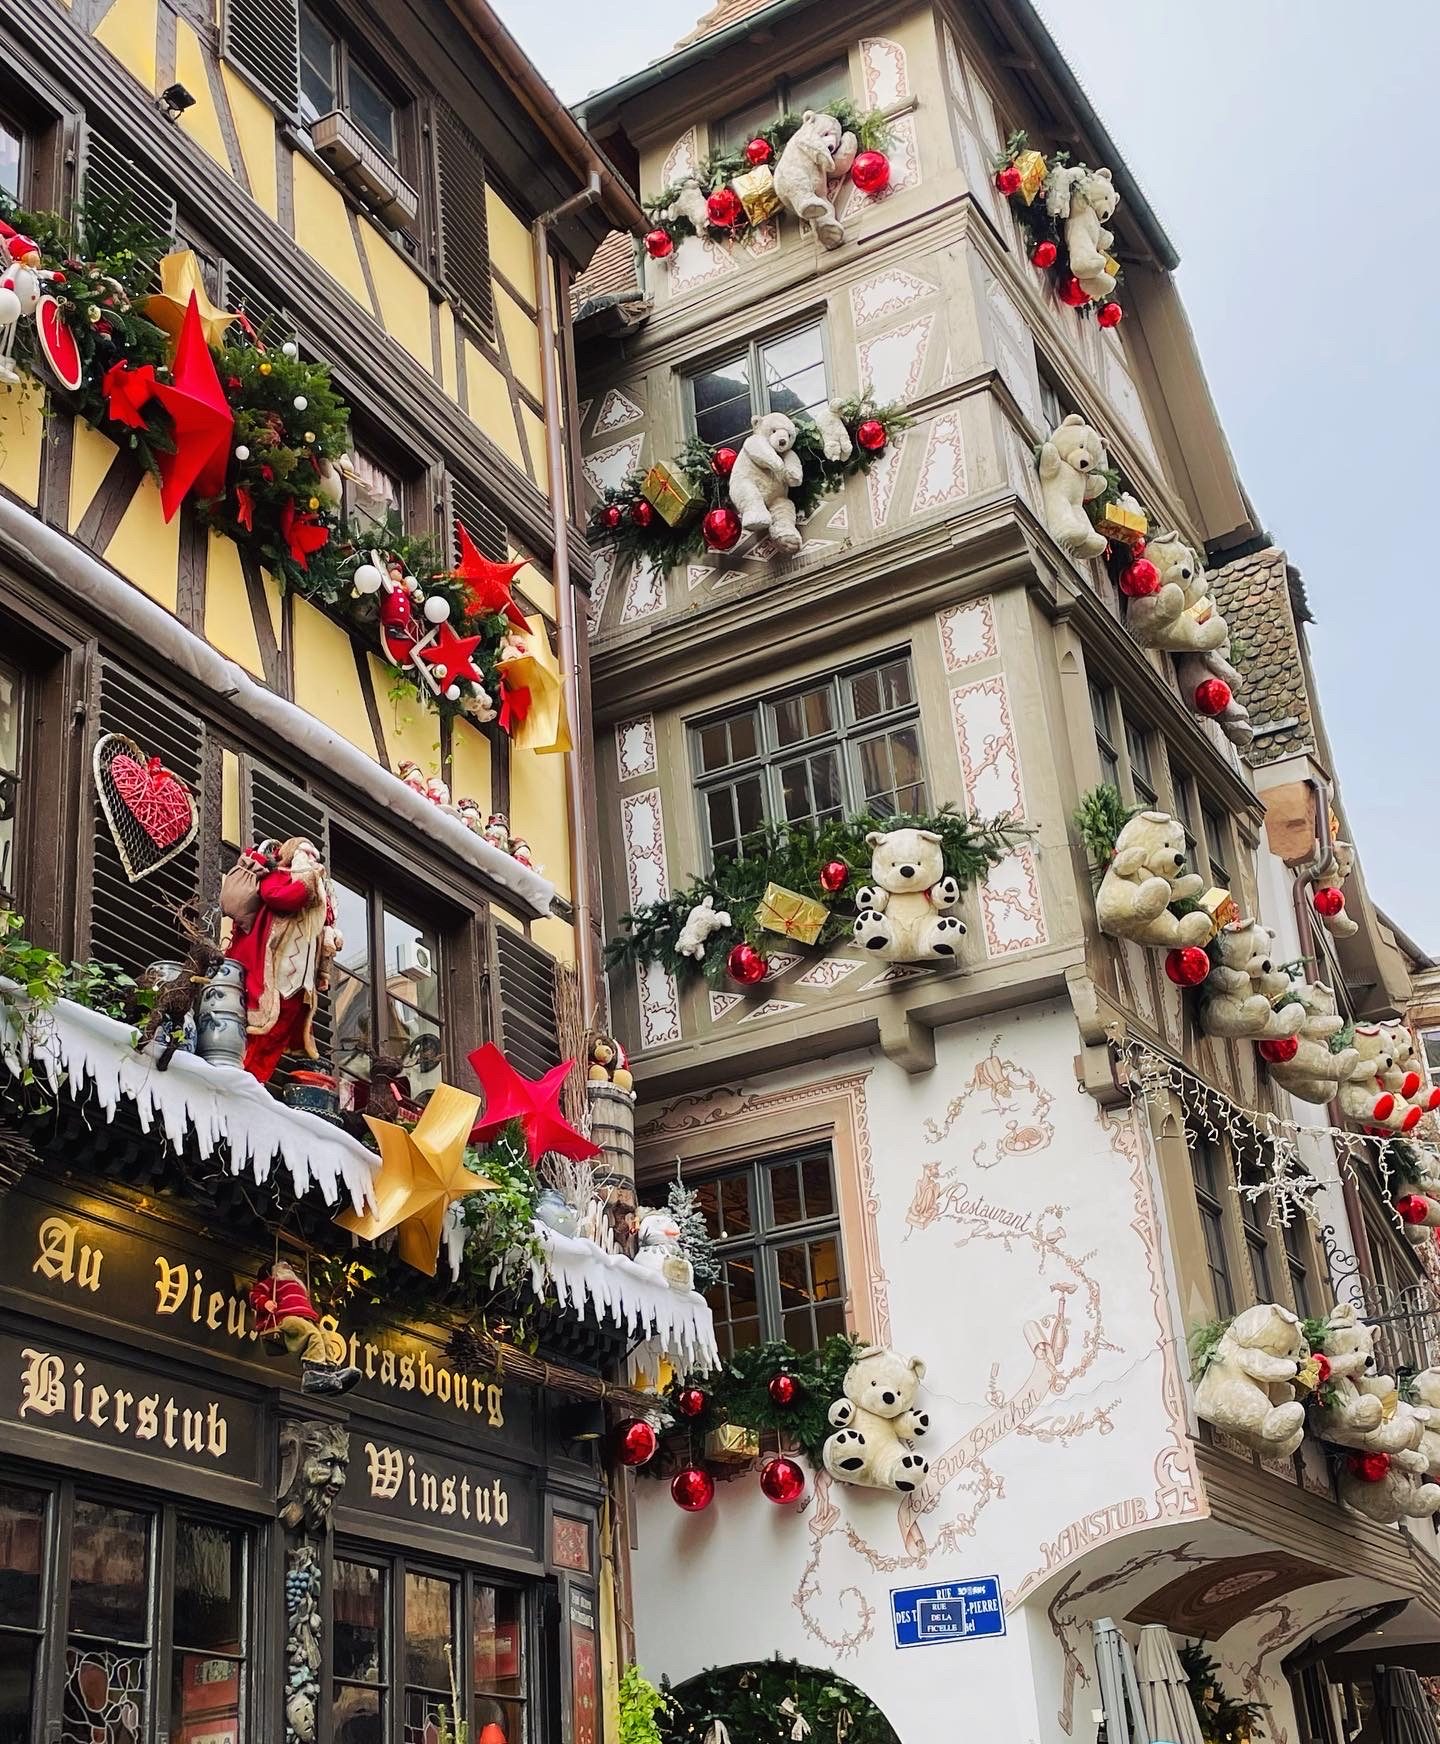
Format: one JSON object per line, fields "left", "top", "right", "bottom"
{"left": 1135, "top": 1625, "right": 1205, "bottom": 1744}
{"left": 1376, "top": 1665, "right": 1440, "bottom": 1744}
{"left": 1093, "top": 1617, "right": 1146, "bottom": 1744}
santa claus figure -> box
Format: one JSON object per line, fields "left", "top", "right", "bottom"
{"left": 222, "top": 836, "right": 341, "bottom": 1083}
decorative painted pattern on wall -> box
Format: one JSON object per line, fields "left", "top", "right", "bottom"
{"left": 936, "top": 597, "right": 998, "bottom": 672}
{"left": 619, "top": 786, "right": 681, "bottom": 1048}
{"left": 615, "top": 716, "right": 658, "bottom": 781}
{"left": 949, "top": 674, "right": 1025, "bottom": 817}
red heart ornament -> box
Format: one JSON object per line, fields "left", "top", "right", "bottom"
{"left": 109, "top": 752, "right": 192, "bottom": 848}
{"left": 93, "top": 732, "right": 199, "bottom": 882}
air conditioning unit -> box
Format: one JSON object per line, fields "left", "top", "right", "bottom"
{"left": 310, "top": 110, "right": 419, "bottom": 230}
{"left": 393, "top": 938, "right": 433, "bottom": 983}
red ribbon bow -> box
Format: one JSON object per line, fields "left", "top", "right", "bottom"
{"left": 279, "top": 501, "right": 330, "bottom": 570}
{"left": 498, "top": 679, "right": 532, "bottom": 735}
{"left": 101, "top": 359, "right": 157, "bottom": 429}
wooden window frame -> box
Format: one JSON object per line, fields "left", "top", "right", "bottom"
{"left": 710, "top": 57, "right": 853, "bottom": 155}
{"left": 1187, "top": 1116, "right": 1240, "bottom": 1320}
{"left": 684, "top": 319, "right": 832, "bottom": 453}
{"left": 297, "top": 0, "right": 412, "bottom": 173}
{"left": 329, "top": 864, "right": 447, "bottom": 1097}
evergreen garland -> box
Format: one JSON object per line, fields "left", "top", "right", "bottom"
{"left": 667, "top": 1176, "right": 720, "bottom": 1292}
{"left": 992, "top": 130, "right": 1124, "bottom": 322}
{"left": 1178, "top": 1641, "right": 1266, "bottom": 1744}
{"left": 1073, "top": 783, "right": 1134, "bottom": 878}
{"left": 661, "top": 1659, "right": 898, "bottom": 1744}
{"left": 605, "top": 806, "right": 1025, "bottom": 985}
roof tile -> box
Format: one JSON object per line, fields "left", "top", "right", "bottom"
{"left": 1208, "top": 546, "right": 1314, "bottom": 766}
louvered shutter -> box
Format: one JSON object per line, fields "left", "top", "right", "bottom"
{"left": 245, "top": 761, "right": 333, "bottom": 1060}
{"left": 82, "top": 134, "right": 177, "bottom": 243}
{"left": 89, "top": 663, "right": 204, "bottom": 976}
{"left": 222, "top": 0, "right": 300, "bottom": 114}
{"left": 494, "top": 928, "right": 561, "bottom": 1078}
{"left": 446, "top": 473, "right": 509, "bottom": 564}
{"left": 433, "top": 103, "right": 495, "bottom": 342}
{"left": 224, "top": 265, "right": 291, "bottom": 341}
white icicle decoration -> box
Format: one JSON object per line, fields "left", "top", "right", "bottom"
{"left": 530, "top": 1225, "right": 718, "bottom": 1371}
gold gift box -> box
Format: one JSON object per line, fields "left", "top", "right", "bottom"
{"left": 1014, "top": 149, "right": 1047, "bottom": 204}
{"left": 705, "top": 1423, "right": 759, "bottom": 1464}
{"left": 1200, "top": 888, "right": 1239, "bottom": 939}
{"left": 1183, "top": 598, "right": 1215, "bottom": 629}
{"left": 732, "top": 165, "right": 781, "bottom": 224}
{"left": 1093, "top": 500, "right": 1148, "bottom": 548}
{"left": 1103, "top": 254, "right": 1121, "bottom": 278}
{"left": 641, "top": 462, "right": 700, "bottom": 528}
{"left": 756, "top": 881, "right": 828, "bottom": 946}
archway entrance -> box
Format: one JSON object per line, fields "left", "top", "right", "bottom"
{"left": 662, "top": 1658, "right": 902, "bottom": 1744}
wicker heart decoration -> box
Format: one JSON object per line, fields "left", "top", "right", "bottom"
{"left": 93, "top": 732, "right": 198, "bottom": 882}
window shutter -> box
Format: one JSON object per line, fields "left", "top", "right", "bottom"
{"left": 224, "top": 265, "right": 291, "bottom": 340}
{"left": 81, "top": 134, "right": 177, "bottom": 243}
{"left": 221, "top": 0, "right": 300, "bottom": 114}
{"left": 246, "top": 762, "right": 329, "bottom": 863}
{"left": 433, "top": 103, "right": 495, "bottom": 342}
{"left": 445, "top": 473, "right": 509, "bottom": 564}
{"left": 89, "top": 662, "right": 205, "bottom": 977}
{"left": 494, "top": 927, "right": 561, "bottom": 1078}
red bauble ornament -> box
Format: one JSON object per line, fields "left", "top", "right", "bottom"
{"left": 1311, "top": 1352, "right": 1331, "bottom": 1385}
{"left": 1313, "top": 887, "right": 1345, "bottom": 919}
{"left": 1397, "top": 1195, "right": 1431, "bottom": 1226}
{"left": 855, "top": 418, "right": 887, "bottom": 453}
{"left": 602, "top": 503, "right": 624, "bottom": 530}
{"left": 703, "top": 505, "right": 742, "bottom": 551}
{"left": 1346, "top": 1451, "right": 1392, "bottom": 1484}
{"left": 1096, "top": 301, "right": 1124, "bottom": 329}
{"left": 706, "top": 187, "right": 744, "bottom": 228}
{"left": 1059, "top": 274, "right": 1090, "bottom": 307}
{"left": 1165, "top": 947, "right": 1211, "bottom": 988}
{"left": 616, "top": 1419, "right": 659, "bottom": 1467}
{"left": 712, "top": 446, "right": 738, "bottom": 477}
{"left": 675, "top": 1386, "right": 708, "bottom": 1420}
{"left": 1119, "top": 557, "right": 1161, "bottom": 597}
{"left": 850, "top": 150, "right": 891, "bottom": 195}
{"left": 995, "top": 165, "right": 1022, "bottom": 196}
{"left": 644, "top": 229, "right": 674, "bottom": 260}
{"left": 1257, "top": 1036, "right": 1299, "bottom": 1066}
{"left": 671, "top": 1466, "right": 716, "bottom": 1511}
{"left": 1030, "top": 240, "right": 1058, "bottom": 270}
{"left": 819, "top": 859, "right": 849, "bottom": 894}
{"left": 768, "top": 1372, "right": 801, "bottom": 1407}
{"left": 726, "top": 942, "right": 768, "bottom": 985}
{"left": 630, "top": 499, "right": 655, "bottom": 529}
{"left": 745, "top": 137, "right": 773, "bottom": 166}
{"left": 1193, "top": 678, "right": 1233, "bottom": 718}
{"left": 759, "top": 1455, "right": 807, "bottom": 1505}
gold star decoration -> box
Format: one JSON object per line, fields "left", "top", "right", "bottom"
{"left": 139, "top": 249, "right": 237, "bottom": 352}
{"left": 334, "top": 1083, "right": 496, "bottom": 1275}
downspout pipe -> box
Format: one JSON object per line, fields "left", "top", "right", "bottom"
{"left": 535, "top": 172, "right": 603, "bottom": 1030}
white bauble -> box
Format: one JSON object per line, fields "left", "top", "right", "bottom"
{"left": 281, "top": 341, "right": 299, "bottom": 359}
{"left": 293, "top": 395, "right": 307, "bottom": 411}
{"left": 352, "top": 562, "right": 384, "bottom": 595}
{"left": 446, "top": 684, "right": 461, "bottom": 701}
{"left": 234, "top": 443, "right": 250, "bottom": 461}
{"left": 423, "top": 596, "right": 451, "bottom": 624}
{"left": 0, "top": 286, "right": 21, "bottom": 328}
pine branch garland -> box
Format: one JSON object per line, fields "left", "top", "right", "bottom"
{"left": 661, "top": 1659, "right": 897, "bottom": 1744}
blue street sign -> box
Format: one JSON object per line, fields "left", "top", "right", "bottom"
{"left": 890, "top": 1577, "right": 1006, "bottom": 1649}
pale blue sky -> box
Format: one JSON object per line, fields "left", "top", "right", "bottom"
{"left": 495, "top": 1, "right": 1440, "bottom": 949}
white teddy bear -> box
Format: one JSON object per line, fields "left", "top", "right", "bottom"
{"left": 1310, "top": 1302, "right": 1385, "bottom": 1437}
{"left": 1314, "top": 840, "right": 1358, "bottom": 939}
{"left": 852, "top": 828, "right": 966, "bottom": 961}
{"left": 772, "top": 110, "right": 858, "bottom": 249}
{"left": 1094, "top": 810, "right": 1213, "bottom": 949}
{"left": 1175, "top": 648, "right": 1254, "bottom": 750}
{"left": 1266, "top": 980, "right": 1359, "bottom": 1104}
{"left": 1339, "top": 1027, "right": 1422, "bottom": 1133}
{"left": 1046, "top": 164, "right": 1120, "bottom": 302}
{"left": 822, "top": 1346, "right": 931, "bottom": 1492}
{"left": 1411, "top": 1369, "right": 1440, "bottom": 1476}
{"left": 675, "top": 896, "right": 732, "bottom": 962}
{"left": 1379, "top": 1022, "right": 1440, "bottom": 1116}
{"left": 1125, "top": 534, "right": 1229, "bottom": 654}
{"left": 1318, "top": 1365, "right": 1433, "bottom": 1459}
{"left": 1199, "top": 920, "right": 1306, "bottom": 1041}
{"left": 631, "top": 1209, "right": 695, "bottom": 1292}
{"left": 727, "top": 411, "right": 804, "bottom": 553}
{"left": 809, "top": 402, "right": 854, "bottom": 463}
{"left": 659, "top": 177, "right": 712, "bottom": 235}
{"left": 1193, "top": 1301, "right": 1307, "bottom": 1458}
{"left": 1339, "top": 1447, "right": 1440, "bottom": 1525}
{"left": 1037, "top": 414, "right": 1110, "bottom": 560}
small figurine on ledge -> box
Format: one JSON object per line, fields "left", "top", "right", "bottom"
{"left": 248, "top": 1260, "right": 360, "bottom": 1396}
{"left": 397, "top": 760, "right": 428, "bottom": 797}
{"left": 484, "top": 812, "right": 511, "bottom": 852}
{"left": 587, "top": 1034, "right": 633, "bottom": 1093}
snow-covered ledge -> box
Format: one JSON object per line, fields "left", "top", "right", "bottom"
{"left": 0, "top": 497, "right": 555, "bottom": 918}
{"left": 0, "top": 983, "right": 378, "bottom": 1212}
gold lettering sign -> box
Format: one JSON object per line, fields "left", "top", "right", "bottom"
{"left": 18, "top": 1346, "right": 230, "bottom": 1459}
{"left": 362, "top": 1439, "right": 511, "bottom": 1529}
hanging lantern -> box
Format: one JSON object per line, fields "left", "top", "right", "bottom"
{"left": 1164, "top": 946, "right": 1211, "bottom": 988}
{"left": 671, "top": 1465, "right": 716, "bottom": 1511}
{"left": 615, "top": 1419, "right": 659, "bottom": 1467}
{"left": 759, "top": 1455, "right": 807, "bottom": 1505}
{"left": 850, "top": 150, "right": 891, "bottom": 195}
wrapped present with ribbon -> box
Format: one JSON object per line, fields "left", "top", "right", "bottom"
{"left": 641, "top": 461, "right": 700, "bottom": 528}
{"left": 705, "top": 1423, "right": 760, "bottom": 1464}
{"left": 1093, "top": 497, "right": 1148, "bottom": 549}
{"left": 497, "top": 622, "right": 572, "bottom": 756}
{"left": 1199, "top": 887, "right": 1239, "bottom": 940}
{"left": 1013, "top": 148, "right": 1047, "bottom": 204}
{"left": 732, "top": 165, "right": 781, "bottom": 224}
{"left": 1103, "top": 254, "right": 1121, "bottom": 279}
{"left": 756, "top": 881, "right": 828, "bottom": 946}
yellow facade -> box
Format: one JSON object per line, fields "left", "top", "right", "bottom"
{"left": 103, "top": 472, "right": 179, "bottom": 611}
{"left": 203, "top": 533, "right": 265, "bottom": 678}
{"left": 175, "top": 22, "right": 231, "bottom": 172}
{"left": 0, "top": 386, "right": 44, "bottom": 508}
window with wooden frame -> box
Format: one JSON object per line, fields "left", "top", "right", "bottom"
{"left": 1236, "top": 1148, "right": 1278, "bottom": 1306}
{"left": 329, "top": 872, "right": 444, "bottom": 1104}
{"left": 687, "top": 322, "right": 830, "bottom": 453}
{"left": 298, "top": 0, "right": 403, "bottom": 165}
{"left": 1187, "top": 1117, "right": 1238, "bottom": 1319}
{"left": 1088, "top": 677, "right": 1120, "bottom": 790}
{"left": 711, "top": 60, "right": 852, "bottom": 156}
{"left": 1089, "top": 678, "right": 1161, "bottom": 809}
{"left": 0, "top": 109, "right": 24, "bottom": 204}
{"left": 1122, "top": 714, "right": 1157, "bottom": 806}
{"left": 684, "top": 1146, "right": 847, "bottom": 1357}
{"left": 1199, "top": 805, "right": 1233, "bottom": 892}
{"left": 692, "top": 655, "right": 927, "bottom": 865}
{"left": 1283, "top": 1205, "right": 1321, "bottom": 1321}
{"left": 1363, "top": 1207, "right": 1434, "bottom": 1376}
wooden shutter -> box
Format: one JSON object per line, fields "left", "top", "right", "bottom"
{"left": 89, "top": 663, "right": 204, "bottom": 977}
{"left": 221, "top": 0, "right": 300, "bottom": 114}
{"left": 81, "top": 133, "right": 177, "bottom": 243}
{"left": 224, "top": 264, "right": 291, "bottom": 340}
{"left": 433, "top": 103, "right": 495, "bottom": 342}
{"left": 445, "top": 473, "right": 509, "bottom": 564}
{"left": 494, "top": 927, "right": 560, "bottom": 1078}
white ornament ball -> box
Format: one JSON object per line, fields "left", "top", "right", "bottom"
{"left": 234, "top": 444, "right": 250, "bottom": 461}
{"left": 293, "top": 395, "right": 308, "bottom": 411}
{"left": 446, "top": 684, "right": 461, "bottom": 701}
{"left": 352, "top": 562, "right": 384, "bottom": 595}
{"left": 423, "top": 596, "right": 451, "bottom": 624}
{"left": 0, "top": 286, "right": 21, "bottom": 328}
{"left": 403, "top": 575, "right": 419, "bottom": 593}
{"left": 281, "top": 341, "right": 299, "bottom": 359}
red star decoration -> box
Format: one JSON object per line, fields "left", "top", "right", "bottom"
{"left": 417, "top": 621, "right": 485, "bottom": 689}
{"left": 449, "top": 522, "right": 529, "bottom": 628}
{"left": 467, "top": 1042, "right": 600, "bottom": 1164}
{"left": 152, "top": 292, "right": 234, "bottom": 522}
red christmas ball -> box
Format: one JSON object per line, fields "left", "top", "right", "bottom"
{"left": 706, "top": 187, "right": 743, "bottom": 229}
{"left": 616, "top": 1418, "right": 659, "bottom": 1467}
{"left": 602, "top": 503, "right": 624, "bottom": 530}
{"left": 995, "top": 165, "right": 1022, "bottom": 197}
{"left": 819, "top": 860, "right": 849, "bottom": 894}
{"left": 703, "top": 505, "right": 742, "bottom": 551}
{"left": 726, "top": 942, "right": 768, "bottom": 985}
{"left": 1313, "top": 887, "right": 1345, "bottom": 919}
{"left": 759, "top": 1455, "right": 807, "bottom": 1505}
{"left": 1257, "top": 1036, "right": 1300, "bottom": 1066}
{"left": 855, "top": 418, "right": 887, "bottom": 453}
{"left": 1096, "top": 301, "right": 1124, "bottom": 329}
{"left": 644, "top": 229, "right": 674, "bottom": 260}
{"left": 1397, "top": 1195, "right": 1431, "bottom": 1226}
{"left": 1165, "top": 947, "right": 1211, "bottom": 988}
{"left": 1030, "top": 240, "right": 1058, "bottom": 270}
{"left": 1346, "top": 1451, "right": 1392, "bottom": 1484}
{"left": 1193, "top": 678, "right": 1233, "bottom": 718}
{"left": 850, "top": 150, "right": 891, "bottom": 195}
{"left": 745, "top": 137, "right": 773, "bottom": 166}
{"left": 671, "top": 1465, "right": 716, "bottom": 1511}
{"left": 1059, "top": 274, "right": 1090, "bottom": 307}
{"left": 768, "top": 1372, "right": 801, "bottom": 1407}
{"left": 630, "top": 499, "right": 655, "bottom": 529}
{"left": 1119, "top": 557, "right": 1161, "bottom": 597}
{"left": 711, "top": 446, "right": 738, "bottom": 477}
{"left": 675, "top": 1386, "right": 708, "bottom": 1420}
